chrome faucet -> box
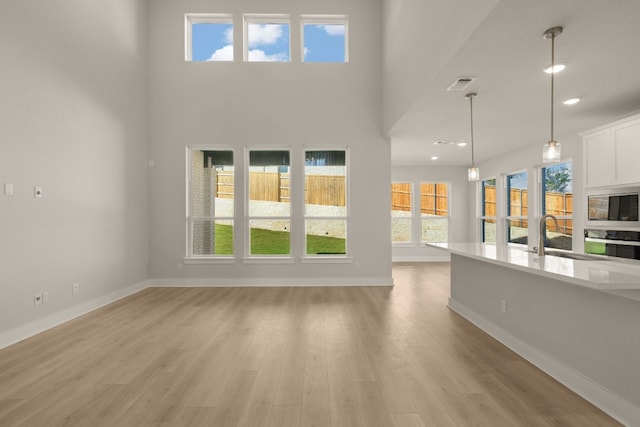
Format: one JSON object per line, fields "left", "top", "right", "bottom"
{"left": 538, "top": 214, "right": 560, "bottom": 256}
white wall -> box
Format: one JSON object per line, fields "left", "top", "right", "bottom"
{"left": 0, "top": 0, "right": 149, "bottom": 343}
{"left": 391, "top": 165, "right": 469, "bottom": 261}
{"left": 146, "top": 0, "right": 392, "bottom": 285}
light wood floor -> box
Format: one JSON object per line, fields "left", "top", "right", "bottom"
{"left": 0, "top": 263, "right": 619, "bottom": 426}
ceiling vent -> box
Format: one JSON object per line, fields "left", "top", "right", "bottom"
{"left": 446, "top": 77, "right": 476, "bottom": 91}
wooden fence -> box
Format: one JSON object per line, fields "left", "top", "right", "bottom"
{"left": 217, "top": 171, "right": 345, "bottom": 206}
{"left": 391, "top": 183, "right": 448, "bottom": 216}
{"left": 483, "top": 185, "right": 573, "bottom": 235}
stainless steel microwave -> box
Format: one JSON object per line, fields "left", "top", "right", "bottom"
{"left": 587, "top": 193, "right": 639, "bottom": 222}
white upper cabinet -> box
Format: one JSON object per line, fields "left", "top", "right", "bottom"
{"left": 583, "top": 113, "right": 640, "bottom": 188}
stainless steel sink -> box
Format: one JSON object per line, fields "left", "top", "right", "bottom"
{"left": 523, "top": 248, "right": 610, "bottom": 261}
{"left": 544, "top": 250, "right": 610, "bottom": 261}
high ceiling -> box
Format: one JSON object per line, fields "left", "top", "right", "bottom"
{"left": 386, "top": 0, "right": 640, "bottom": 166}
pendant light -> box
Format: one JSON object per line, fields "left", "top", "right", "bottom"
{"left": 542, "top": 26, "right": 563, "bottom": 163}
{"left": 466, "top": 92, "right": 479, "bottom": 181}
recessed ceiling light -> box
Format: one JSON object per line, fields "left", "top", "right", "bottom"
{"left": 563, "top": 97, "right": 580, "bottom": 105}
{"left": 431, "top": 156, "right": 439, "bottom": 160}
{"left": 543, "top": 64, "right": 565, "bottom": 74}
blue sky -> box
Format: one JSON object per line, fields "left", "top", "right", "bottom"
{"left": 304, "top": 24, "right": 345, "bottom": 62}
{"left": 192, "top": 23, "right": 233, "bottom": 61}
{"left": 191, "top": 21, "right": 345, "bottom": 62}
{"left": 247, "top": 24, "right": 290, "bottom": 62}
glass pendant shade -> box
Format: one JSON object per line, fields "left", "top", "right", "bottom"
{"left": 468, "top": 166, "right": 480, "bottom": 181}
{"left": 543, "top": 140, "right": 561, "bottom": 163}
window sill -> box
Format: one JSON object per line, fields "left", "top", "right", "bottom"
{"left": 300, "top": 256, "right": 353, "bottom": 264}
{"left": 242, "top": 257, "right": 295, "bottom": 264}
{"left": 184, "top": 257, "right": 237, "bottom": 264}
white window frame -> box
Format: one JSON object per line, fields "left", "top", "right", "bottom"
{"left": 391, "top": 181, "right": 414, "bottom": 246}
{"left": 244, "top": 147, "right": 293, "bottom": 261}
{"left": 538, "top": 159, "right": 573, "bottom": 251}
{"left": 243, "top": 14, "right": 291, "bottom": 62}
{"left": 479, "top": 177, "right": 498, "bottom": 243}
{"left": 185, "top": 146, "right": 236, "bottom": 263}
{"left": 504, "top": 169, "right": 529, "bottom": 247}
{"left": 302, "top": 148, "right": 350, "bottom": 259}
{"left": 419, "top": 182, "right": 450, "bottom": 244}
{"left": 300, "top": 15, "right": 349, "bottom": 63}
{"left": 184, "top": 13, "right": 234, "bottom": 62}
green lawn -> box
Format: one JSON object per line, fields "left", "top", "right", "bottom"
{"left": 213, "top": 224, "right": 345, "bottom": 255}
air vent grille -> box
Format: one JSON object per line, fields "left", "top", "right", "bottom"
{"left": 446, "top": 77, "right": 476, "bottom": 91}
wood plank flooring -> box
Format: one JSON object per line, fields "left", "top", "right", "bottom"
{"left": 0, "top": 263, "right": 620, "bottom": 426}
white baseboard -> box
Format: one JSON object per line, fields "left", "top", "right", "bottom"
{"left": 392, "top": 255, "right": 450, "bottom": 262}
{"left": 448, "top": 298, "right": 640, "bottom": 427}
{"left": 150, "top": 276, "right": 394, "bottom": 287}
{"left": 0, "top": 280, "right": 150, "bottom": 351}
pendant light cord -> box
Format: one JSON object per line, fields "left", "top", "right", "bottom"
{"left": 469, "top": 94, "right": 475, "bottom": 166}
{"left": 550, "top": 32, "right": 555, "bottom": 142}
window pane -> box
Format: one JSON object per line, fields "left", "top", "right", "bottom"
{"left": 305, "top": 151, "right": 346, "bottom": 217}
{"left": 306, "top": 220, "right": 346, "bottom": 254}
{"left": 250, "top": 219, "right": 290, "bottom": 255}
{"left": 420, "top": 183, "right": 448, "bottom": 216}
{"left": 421, "top": 218, "right": 448, "bottom": 243}
{"left": 392, "top": 218, "right": 411, "bottom": 243}
{"left": 482, "top": 219, "right": 497, "bottom": 243}
{"left": 542, "top": 162, "right": 573, "bottom": 250}
{"left": 191, "top": 22, "right": 233, "bottom": 61}
{"left": 507, "top": 219, "right": 528, "bottom": 245}
{"left": 247, "top": 23, "right": 290, "bottom": 62}
{"left": 507, "top": 172, "right": 527, "bottom": 217}
{"left": 303, "top": 23, "right": 346, "bottom": 62}
{"left": 391, "top": 183, "right": 411, "bottom": 215}
{"left": 192, "top": 220, "right": 233, "bottom": 255}
{"left": 192, "top": 150, "right": 234, "bottom": 217}
{"left": 249, "top": 151, "right": 290, "bottom": 217}
{"left": 482, "top": 179, "right": 496, "bottom": 217}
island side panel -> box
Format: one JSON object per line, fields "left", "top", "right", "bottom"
{"left": 449, "top": 253, "right": 640, "bottom": 410}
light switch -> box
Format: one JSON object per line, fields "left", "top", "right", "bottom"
{"left": 4, "top": 183, "right": 13, "bottom": 196}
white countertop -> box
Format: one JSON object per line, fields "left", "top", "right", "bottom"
{"left": 427, "top": 243, "right": 640, "bottom": 291}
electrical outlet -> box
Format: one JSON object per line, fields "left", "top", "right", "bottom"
{"left": 43, "top": 292, "right": 49, "bottom": 303}
{"left": 72, "top": 283, "right": 79, "bottom": 295}
{"left": 34, "top": 293, "right": 42, "bottom": 306}
{"left": 501, "top": 299, "right": 508, "bottom": 313}
{"left": 4, "top": 183, "right": 13, "bottom": 196}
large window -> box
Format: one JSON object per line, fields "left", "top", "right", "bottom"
{"left": 244, "top": 15, "right": 290, "bottom": 62}
{"left": 301, "top": 15, "right": 348, "bottom": 63}
{"left": 480, "top": 178, "right": 497, "bottom": 243}
{"left": 305, "top": 150, "right": 347, "bottom": 255}
{"left": 188, "top": 149, "right": 234, "bottom": 256}
{"left": 248, "top": 150, "right": 291, "bottom": 255}
{"left": 185, "top": 14, "right": 234, "bottom": 62}
{"left": 391, "top": 182, "right": 449, "bottom": 244}
{"left": 420, "top": 183, "right": 449, "bottom": 243}
{"left": 541, "top": 161, "right": 573, "bottom": 250}
{"left": 506, "top": 171, "right": 528, "bottom": 245}
{"left": 391, "top": 183, "right": 412, "bottom": 243}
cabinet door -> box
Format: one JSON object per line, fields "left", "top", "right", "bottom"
{"left": 584, "top": 129, "right": 614, "bottom": 187}
{"left": 614, "top": 119, "right": 640, "bottom": 185}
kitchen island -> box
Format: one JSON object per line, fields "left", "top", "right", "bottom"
{"left": 429, "top": 243, "right": 640, "bottom": 426}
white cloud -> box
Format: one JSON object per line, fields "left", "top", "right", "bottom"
{"left": 321, "top": 24, "right": 345, "bottom": 36}
{"left": 248, "top": 49, "right": 287, "bottom": 62}
{"left": 208, "top": 45, "right": 233, "bottom": 61}
{"left": 303, "top": 47, "right": 309, "bottom": 58}
{"left": 248, "top": 24, "right": 283, "bottom": 47}
{"left": 224, "top": 27, "right": 233, "bottom": 44}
